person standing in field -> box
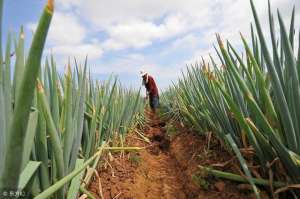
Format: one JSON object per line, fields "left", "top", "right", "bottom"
{"left": 140, "top": 71, "right": 159, "bottom": 113}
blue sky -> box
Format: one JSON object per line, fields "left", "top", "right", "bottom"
{"left": 3, "top": 0, "right": 299, "bottom": 91}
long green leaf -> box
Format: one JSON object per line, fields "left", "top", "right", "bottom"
{"left": 18, "top": 161, "right": 41, "bottom": 190}
{"left": 22, "top": 110, "right": 39, "bottom": 169}
{"left": 67, "top": 159, "right": 84, "bottom": 199}
{"left": 0, "top": 1, "right": 53, "bottom": 189}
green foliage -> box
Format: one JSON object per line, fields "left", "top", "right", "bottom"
{"left": 163, "top": 0, "right": 300, "bottom": 189}
{"left": 0, "top": 0, "right": 144, "bottom": 198}
{"left": 129, "top": 153, "right": 142, "bottom": 166}
{"left": 191, "top": 173, "right": 210, "bottom": 190}
{"left": 0, "top": 0, "right": 54, "bottom": 190}
{"left": 165, "top": 122, "right": 178, "bottom": 139}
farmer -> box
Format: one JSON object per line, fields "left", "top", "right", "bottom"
{"left": 140, "top": 71, "right": 159, "bottom": 113}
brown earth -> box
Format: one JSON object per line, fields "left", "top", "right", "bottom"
{"left": 86, "top": 113, "right": 261, "bottom": 199}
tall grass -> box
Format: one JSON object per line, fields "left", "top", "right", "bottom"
{"left": 162, "top": 0, "right": 300, "bottom": 191}
{"left": 0, "top": 0, "right": 144, "bottom": 198}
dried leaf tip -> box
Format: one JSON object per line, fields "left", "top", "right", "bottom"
{"left": 66, "top": 58, "right": 72, "bottom": 76}
{"left": 216, "top": 34, "right": 224, "bottom": 49}
{"left": 47, "top": 0, "right": 54, "bottom": 12}
{"left": 37, "top": 79, "right": 44, "bottom": 92}
{"left": 239, "top": 32, "right": 246, "bottom": 40}
{"left": 20, "top": 26, "right": 25, "bottom": 39}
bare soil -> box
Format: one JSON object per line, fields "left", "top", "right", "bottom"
{"left": 87, "top": 113, "right": 260, "bottom": 199}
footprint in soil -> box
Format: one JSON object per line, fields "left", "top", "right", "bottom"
{"left": 159, "top": 122, "right": 166, "bottom": 127}
{"left": 149, "top": 128, "right": 170, "bottom": 155}
{"left": 159, "top": 138, "right": 170, "bottom": 151}
{"left": 150, "top": 121, "right": 166, "bottom": 128}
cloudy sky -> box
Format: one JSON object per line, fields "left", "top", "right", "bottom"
{"left": 3, "top": 0, "right": 300, "bottom": 90}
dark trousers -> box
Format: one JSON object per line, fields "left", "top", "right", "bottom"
{"left": 149, "top": 95, "right": 159, "bottom": 110}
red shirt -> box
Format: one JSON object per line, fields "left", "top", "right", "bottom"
{"left": 144, "top": 75, "right": 159, "bottom": 97}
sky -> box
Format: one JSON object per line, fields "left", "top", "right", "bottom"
{"left": 3, "top": 0, "right": 300, "bottom": 91}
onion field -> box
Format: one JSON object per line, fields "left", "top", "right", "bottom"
{"left": 0, "top": 0, "right": 300, "bottom": 198}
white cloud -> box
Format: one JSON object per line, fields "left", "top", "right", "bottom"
{"left": 26, "top": 0, "right": 300, "bottom": 89}
{"left": 27, "top": 10, "right": 102, "bottom": 66}
{"left": 61, "top": 0, "right": 216, "bottom": 50}
{"left": 27, "top": 11, "right": 86, "bottom": 45}
{"left": 26, "top": 22, "right": 37, "bottom": 34}
{"left": 126, "top": 53, "right": 145, "bottom": 60}
{"left": 46, "top": 43, "right": 103, "bottom": 61}
{"left": 91, "top": 59, "right": 182, "bottom": 89}
{"left": 178, "top": 0, "right": 300, "bottom": 69}
{"left": 56, "top": 0, "right": 81, "bottom": 10}
{"left": 30, "top": 0, "right": 299, "bottom": 54}
{"left": 160, "top": 34, "right": 201, "bottom": 56}
{"left": 49, "top": 12, "right": 86, "bottom": 45}
{"left": 102, "top": 13, "right": 198, "bottom": 50}
{"left": 77, "top": 0, "right": 214, "bottom": 28}
{"left": 76, "top": 0, "right": 298, "bottom": 52}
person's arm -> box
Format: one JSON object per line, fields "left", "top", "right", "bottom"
{"left": 142, "top": 78, "right": 148, "bottom": 98}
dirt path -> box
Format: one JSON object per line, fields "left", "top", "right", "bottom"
{"left": 123, "top": 143, "right": 187, "bottom": 198}
{"left": 87, "top": 113, "right": 253, "bottom": 199}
